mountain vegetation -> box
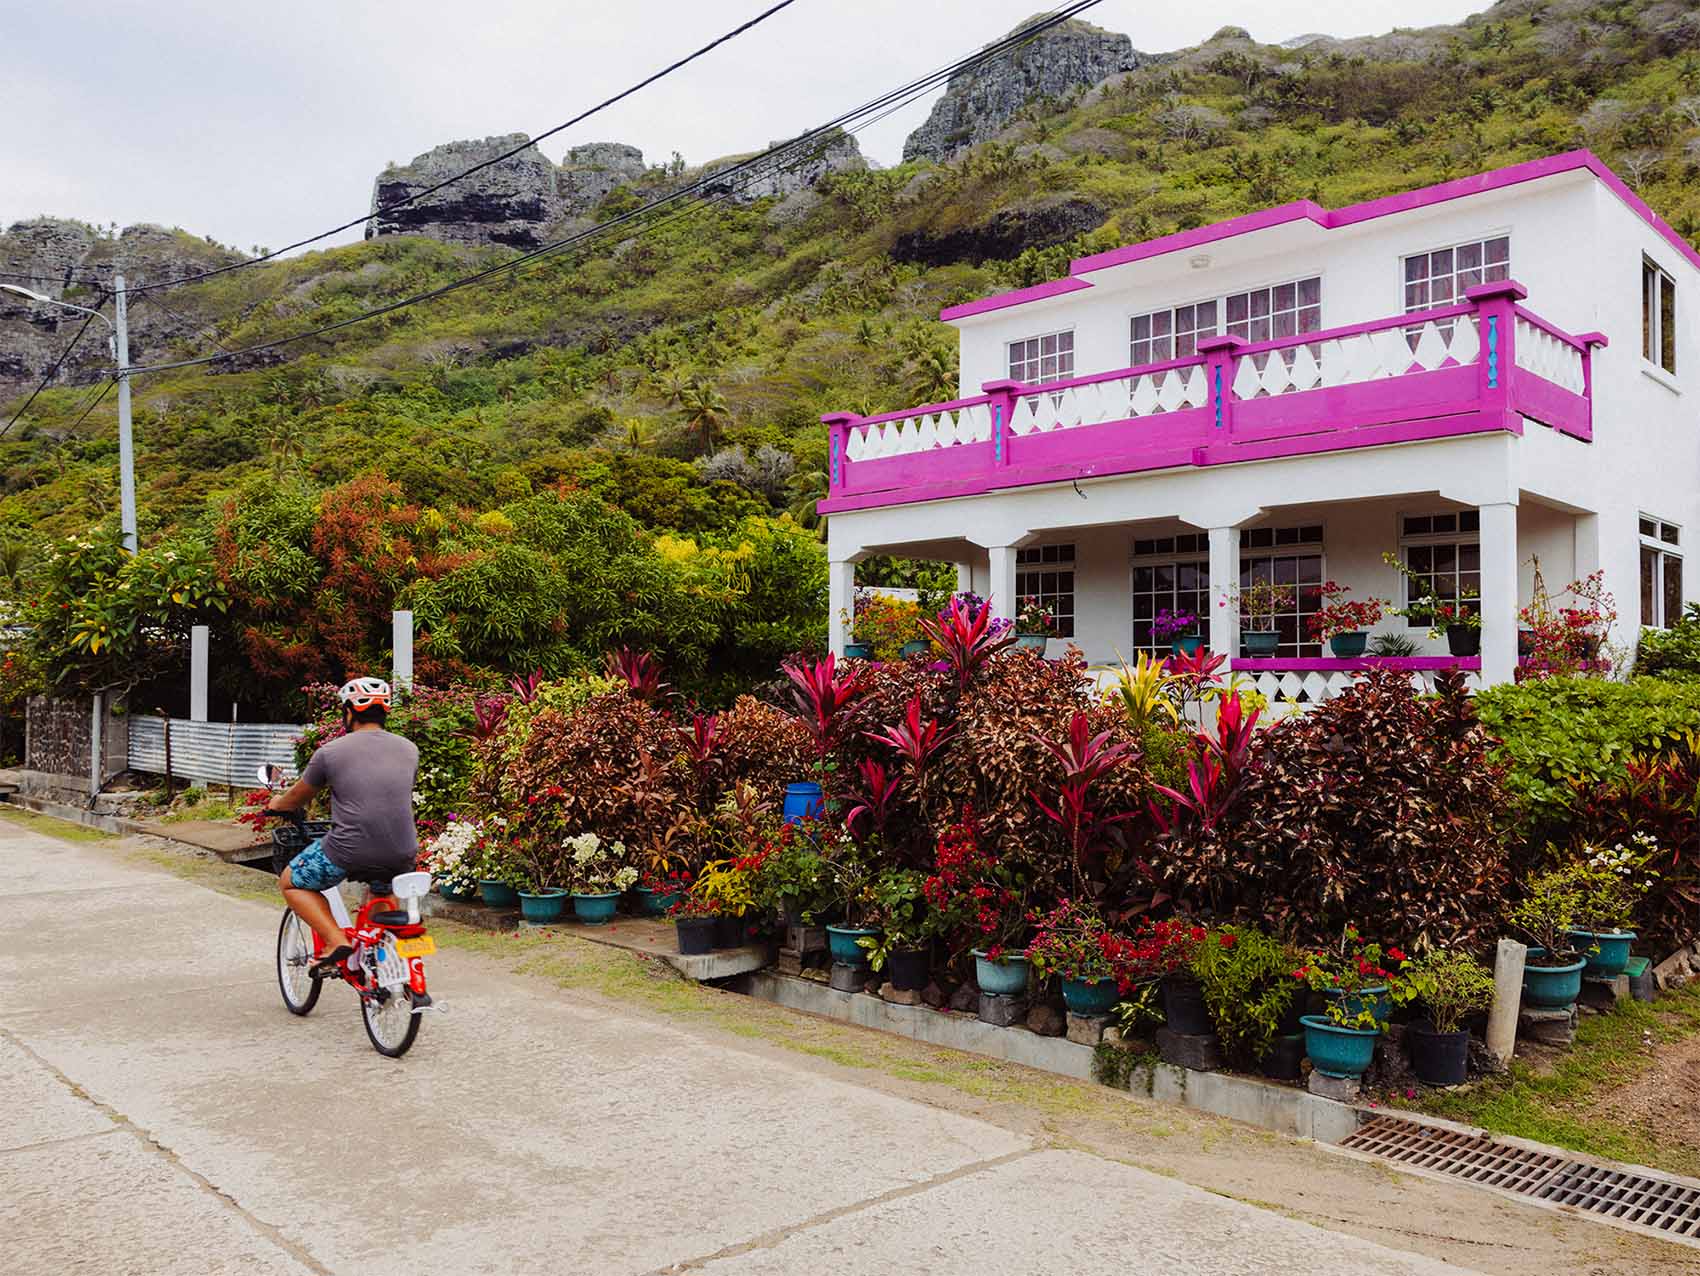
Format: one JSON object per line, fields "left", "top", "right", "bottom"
{"left": 6, "top": 0, "right": 1700, "bottom": 711}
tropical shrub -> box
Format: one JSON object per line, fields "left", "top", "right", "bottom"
{"left": 1155, "top": 670, "right": 1510, "bottom": 949}
{"left": 1402, "top": 950, "right": 1495, "bottom": 1034}
{"left": 922, "top": 813, "right": 1028, "bottom": 960}
{"left": 1293, "top": 924, "right": 1411, "bottom": 1030}
{"left": 1636, "top": 603, "right": 1700, "bottom": 679}
{"left": 712, "top": 695, "right": 811, "bottom": 797}
{"left": 1506, "top": 864, "right": 1588, "bottom": 964}
{"left": 1190, "top": 926, "right": 1302, "bottom": 1064}
{"left": 849, "top": 591, "right": 927, "bottom": 662}
{"left": 1024, "top": 899, "right": 1144, "bottom": 989}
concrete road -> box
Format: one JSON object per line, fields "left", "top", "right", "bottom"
{"left": 0, "top": 816, "right": 1488, "bottom": 1276}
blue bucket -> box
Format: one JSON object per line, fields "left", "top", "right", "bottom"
{"left": 783, "top": 782, "right": 824, "bottom": 825}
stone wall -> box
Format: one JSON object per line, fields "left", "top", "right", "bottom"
{"left": 24, "top": 694, "right": 126, "bottom": 785}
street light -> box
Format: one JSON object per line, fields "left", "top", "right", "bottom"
{"left": 2, "top": 276, "right": 136, "bottom": 552}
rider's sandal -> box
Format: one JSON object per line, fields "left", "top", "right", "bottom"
{"left": 308, "top": 945, "right": 354, "bottom": 980}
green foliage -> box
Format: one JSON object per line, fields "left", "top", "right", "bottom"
{"left": 1636, "top": 603, "right": 1700, "bottom": 679}
{"left": 1475, "top": 677, "right": 1700, "bottom": 833}
{"left": 1507, "top": 863, "right": 1587, "bottom": 963}
{"left": 1403, "top": 950, "right": 1495, "bottom": 1034}
{"left": 1190, "top": 926, "right": 1300, "bottom": 1063}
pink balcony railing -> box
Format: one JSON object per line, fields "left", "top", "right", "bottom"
{"left": 819, "top": 280, "right": 1603, "bottom": 513}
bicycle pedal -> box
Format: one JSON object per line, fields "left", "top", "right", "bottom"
{"left": 410, "top": 993, "right": 445, "bottom": 1015}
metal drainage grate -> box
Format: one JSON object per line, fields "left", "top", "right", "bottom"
{"left": 1340, "top": 1116, "right": 1700, "bottom": 1243}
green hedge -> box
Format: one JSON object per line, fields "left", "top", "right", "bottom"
{"left": 1636, "top": 604, "right": 1700, "bottom": 680}
{"left": 1475, "top": 677, "right": 1700, "bottom": 830}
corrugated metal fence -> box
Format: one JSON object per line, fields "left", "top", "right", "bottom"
{"left": 127, "top": 717, "right": 304, "bottom": 788}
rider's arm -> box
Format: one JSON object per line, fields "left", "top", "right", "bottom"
{"left": 267, "top": 778, "right": 319, "bottom": 813}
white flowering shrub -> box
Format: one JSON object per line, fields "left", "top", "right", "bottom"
{"left": 564, "top": 831, "right": 637, "bottom": 894}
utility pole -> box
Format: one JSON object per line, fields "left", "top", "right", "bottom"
{"left": 113, "top": 274, "right": 136, "bottom": 553}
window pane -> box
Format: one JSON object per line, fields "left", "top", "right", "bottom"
{"left": 1406, "top": 282, "right": 1429, "bottom": 311}
{"left": 1430, "top": 248, "right": 1453, "bottom": 276}
{"left": 1459, "top": 510, "right": 1480, "bottom": 532}
{"left": 1457, "top": 242, "right": 1482, "bottom": 270}
{"left": 1643, "top": 545, "right": 1658, "bottom": 626}
{"left": 1198, "top": 300, "right": 1218, "bottom": 331}
{"left": 1645, "top": 265, "right": 1656, "bottom": 362}
{"left": 1663, "top": 522, "right": 1681, "bottom": 545}
{"left": 1250, "top": 290, "right": 1271, "bottom": 319}
{"left": 1661, "top": 274, "right": 1677, "bottom": 374}
{"left": 1298, "top": 277, "right": 1321, "bottom": 306}
{"left": 1641, "top": 516, "right": 1658, "bottom": 537}
{"left": 1665, "top": 555, "right": 1683, "bottom": 629}
{"left": 1298, "top": 305, "right": 1322, "bottom": 333}
{"left": 1405, "top": 255, "right": 1426, "bottom": 283}
{"left": 1227, "top": 294, "right": 1248, "bottom": 324}
{"left": 1274, "top": 282, "right": 1296, "bottom": 311}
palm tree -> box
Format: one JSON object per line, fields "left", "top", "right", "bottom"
{"left": 0, "top": 540, "right": 30, "bottom": 599}
{"left": 786, "top": 469, "right": 829, "bottom": 538}
{"left": 906, "top": 345, "right": 959, "bottom": 404}
{"left": 262, "top": 414, "right": 307, "bottom": 480}
{"left": 677, "top": 379, "right": 730, "bottom": 455}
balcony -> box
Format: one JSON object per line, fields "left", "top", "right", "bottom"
{"left": 819, "top": 281, "right": 1602, "bottom": 513}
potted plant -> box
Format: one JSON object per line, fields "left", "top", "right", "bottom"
{"left": 923, "top": 817, "right": 1030, "bottom": 995}
{"left": 1014, "top": 596, "right": 1054, "bottom": 653}
{"left": 693, "top": 856, "right": 762, "bottom": 948}
{"left": 1299, "top": 999, "right": 1383, "bottom": 1080}
{"left": 636, "top": 867, "right": 690, "bottom": 916}
{"left": 1229, "top": 581, "right": 1295, "bottom": 656}
{"left": 856, "top": 867, "right": 931, "bottom": 990}
{"left": 1384, "top": 553, "right": 1482, "bottom": 657}
{"left": 423, "top": 816, "right": 485, "bottom": 901}
{"left": 817, "top": 832, "right": 880, "bottom": 968}
{"left": 1402, "top": 950, "right": 1496, "bottom": 1086}
{"left": 1025, "top": 899, "right": 1140, "bottom": 1016}
{"left": 565, "top": 832, "right": 638, "bottom": 925}
{"left": 1568, "top": 835, "right": 1658, "bottom": 978}
{"left": 475, "top": 839, "right": 525, "bottom": 908}
{"left": 1307, "top": 582, "right": 1387, "bottom": 658}
{"left": 1294, "top": 925, "right": 1408, "bottom": 1026}
{"left": 840, "top": 597, "right": 873, "bottom": 660}
{"left": 670, "top": 892, "right": 719, "bottom": 955}
{"left": 1190, "top": 925, "right": 1305, "bottom": 1075}
{"left": 1152, "top": 606, "right": 1202, "bottom": 657}
{"left": 1135, "top": 918, "right": 1210, "bottom": 1034}
{"left": 755, "top": 826, "right": 829, "bottom": 926}
{"left": 515, "top": 835, "right": 570, "bottom": 925}
{"left": 1507, "top": 865, "right": 1590, "bottom": 1009}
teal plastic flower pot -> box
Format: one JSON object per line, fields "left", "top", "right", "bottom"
{"left": 1014, "top": 634, "right": 1048, "bottom": 652}
{"left": 899, "top": 639, "right": 931, "bottom": 658}
{"left": 782, "top": 782, "right": 824, "bottom": 826}
{"left": 844, "top": 642, "right": 874, "bottom": 659}
{"left": 1329, "top": 631, "right": 1368, "bottom": 658}
{"left": 1324, "top": 984, "right": 1391, "bottom": 1025}
{"left": 1061, "top": 976, "right": 1119, "bottom": 1015}
{"left": 571, "top": 892, "right": 621, "bottom": 925}
{"left": 1301, "top": 1015, "right": 1380, "bottom": 1078}
{"left": 1569, "top": 929, "right": 1635, "bottom": 979}
{"left": 1241, "top": 630, "right": 1280, "bottom": 656}
{"left": 826, "top": 925, "right": 878, "bottom": 967}
{"left": 634, "top": 886, "right": 679, "bottom": 917}
{"left": 972, "top": 949, "right": 1030, "bottom": 995}
{"left": 478, "top": 879, "right": 518, "bottom": 908}
{"left": 1522, "top": 952, "right": 1587, "bottom": 1008}
{"left": 517, "top": 890, "right": 568, "bottom": 924}
{"left": 1170, "top": 635, "right": 1204, "bottom": 657}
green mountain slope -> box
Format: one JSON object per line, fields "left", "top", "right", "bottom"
{"left": 6, "top": 0, "right": 1700, "bottom": 546}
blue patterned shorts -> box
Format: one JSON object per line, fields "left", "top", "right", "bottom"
{"left": 286, "top": 841, "right": 347, "bottom": 892}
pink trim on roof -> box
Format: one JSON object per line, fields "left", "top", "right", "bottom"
{"left": 940, "top": 150, "right": 1700, "bottom": 323}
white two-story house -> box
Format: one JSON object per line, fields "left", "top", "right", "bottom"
{"left": 818, "top": 150, "right": 1697, "bottom": 701}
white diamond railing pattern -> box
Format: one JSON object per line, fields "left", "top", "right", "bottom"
{"left": 844, "top": 399, "right": 994, "bottom": 462}
{"left": 1011, "top": 365, "right": 1210, "bottom": 435}
{"left": 1231, "top": 316, "right": 1479, "bottom": 400}
{"left": 1249, "top": 666, "right": 1485, "bottom": 707}
{"left": 1514, "top": 316, "right": 1586, "bottom": 395}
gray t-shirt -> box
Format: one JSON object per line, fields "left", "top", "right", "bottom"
{"left": 301, "top": 728, "right": 420, "bottom": 875}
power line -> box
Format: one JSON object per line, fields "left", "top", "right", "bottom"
{"left": 128, "top": 0, "right": 806, "bottom": 296}
{"left": 124, "top": 2, "right": 1104, "bottom": 379}
{"left": 1, "top": 307, "right": 103, "bottom": 439}
{"left": 67, "top": 378, "right": 115, "bottom": 432}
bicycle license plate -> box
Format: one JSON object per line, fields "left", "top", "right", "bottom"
{"left": 395, "top": 936, "right": 435, "bottom": 958}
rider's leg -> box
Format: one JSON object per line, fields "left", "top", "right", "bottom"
{"left": 280, "top": 866, "right": 349, "bottom": 953}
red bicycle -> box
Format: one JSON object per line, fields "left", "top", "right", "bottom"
{"left": 259, "top": 768, "right": 436, "bottom": 1057}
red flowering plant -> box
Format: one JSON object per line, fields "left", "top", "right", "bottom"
{"left": 1129, "top": 917, "right": 1208, "bottom": 977}
{"left": 921, "top": 811, "right": 1029, "bottom": 960}
{"left": 1306, "top": 583, "right": 1387, "bottom": 644}
{"left": 1024, "top": 899, "right": 1144, "bottom": 992}
{"left": 1518, "top": 561, "right": 1616, "bottom": 679}
{"left": 1291, "top": 923, "right": 1411, "bottom": 1029}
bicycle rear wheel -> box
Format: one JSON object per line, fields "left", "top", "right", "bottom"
{"left": 276, "top": 911, "right": 321, "bottom": 1016}
{"left": 361, "top": 984, "right": 421, "bottom": 1058}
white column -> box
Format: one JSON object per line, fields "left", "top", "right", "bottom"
{"left": 955, "top": 561, "right": 973, "bottom": 594}
{"left": 392, "top": 610, "right": 414, "bottom": 690}
{"left": 828, "top": 559, "right": 855, "bottom": 657}
{"left": 1479, "top": 501, "right": 1519, "bottom": 685}
{"left": 189, "top": 625, "right": 209, "bottom": 722}
{"left": 88, "top": 691, "right": 104, "bottom": 800}
{"left": 987, "top": 545, "right": 1018, "bottom": 621}
{"left": 1207, "top": 526, "right": 1239, "bottom": 658}
{"left": 1486, "top": 938, "right": 1526, "bottom": 1065}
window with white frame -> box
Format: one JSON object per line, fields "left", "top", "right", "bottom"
{"left": 1129, "top": 278, "right": 1320, "bottom": 365}
{"left": 1016, "top": 543, "right": 1076, "bottom": 637}
{"left": 1643, "top": 258, "right": 1677, "bottom": 376}
{"left": 1640, "top": 515, "right": 1683, "bottom": 628}
{"left": 1008, "top": 330, "right": 1075, "bottom": 385}
{"left": 1398, "top": 511, "right": 1481, "bottom": 628}
{"left": 1131, "top": 532, "right": 1209, "bottom": 652}
{"left": 1402, "top": 237, "right": 1510, "bottom": 312}
{"left": 1239, "top": 524, "right": 1325, "bottom": 657}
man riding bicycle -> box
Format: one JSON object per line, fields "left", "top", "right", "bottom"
{"left": 267, "top": 677, "right": 419, "bottom": 978}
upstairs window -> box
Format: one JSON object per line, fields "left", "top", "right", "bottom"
{"left": 1643, "top": 258, "right": 1677, "bottom": 376}
{"left": 1131, "top": 301, "right": 1217, "bottom": 364}
{"left": 1016, "top": 543, "right": 1076, "bottom": 638}
{"left": 1641, "top": 515, "right": 1683, "bottom": 628}
{"left": 1130, "top": 278, "right": 1320, "bottom": 365}
{"left": 1008, "top": 330, "right": 1074, "bottom": 385}
{"left": 1403, "top": 237, "right": 1509, "bottom": 312}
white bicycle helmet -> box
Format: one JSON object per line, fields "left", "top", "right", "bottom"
{"left": 337, "top": 676, "right": 393, "bottom": 712}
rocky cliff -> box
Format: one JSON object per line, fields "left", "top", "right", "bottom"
{"left": 0, "top": 219, "right": 243, "bottom": 400}
{"left": 902, "top": 17, "right": 1157, "bottom": 163}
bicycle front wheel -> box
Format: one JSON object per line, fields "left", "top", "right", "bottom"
{"left": 276, "top": 911, "right": 321, "bottom": 1016}
{"left": 361, "top": 985, "right": 421, "bottom": 1058}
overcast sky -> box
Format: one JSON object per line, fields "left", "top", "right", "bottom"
{"left": 2, "top": 0, "right": 1486, "bottom": 256}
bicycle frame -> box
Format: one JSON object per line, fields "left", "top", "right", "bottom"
{"left": 311, "top": 881, "right": 431, "bottom": 1001}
